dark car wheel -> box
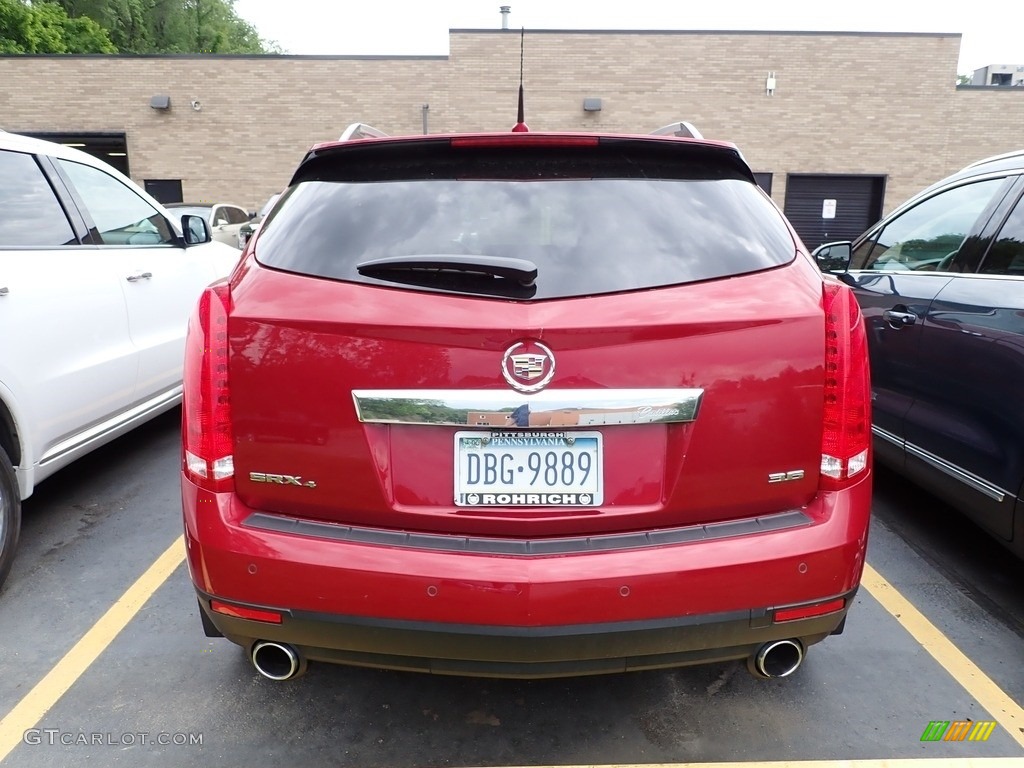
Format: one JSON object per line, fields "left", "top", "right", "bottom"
{"left": 0, "top": 448, "right": 21, "bottom": 593}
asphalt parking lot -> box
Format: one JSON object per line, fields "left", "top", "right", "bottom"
{"left": 0, "top": 409, "right": 1021, "bottom": 768}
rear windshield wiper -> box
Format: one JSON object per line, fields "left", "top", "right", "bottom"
{"left": 356, "top": 254, "right": 538, "bottom": 287}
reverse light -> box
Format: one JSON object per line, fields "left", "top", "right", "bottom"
{"left": 820, "top": 281, "right": 871, "bottom": 489}
{"left": 182, "top": 283, "right": 234, "bottom": 492}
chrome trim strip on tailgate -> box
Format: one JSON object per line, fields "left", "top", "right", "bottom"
{"left": 243, "top": 509, "right": 812, "bottom": 556}
{"left": 352, "top": 388, "right": 704, "bottom": 428}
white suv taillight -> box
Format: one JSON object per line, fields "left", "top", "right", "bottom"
{"left": 182, "top": 283, "right": 234, "bottom": 492}
{"left": 820, "top": 281, "right": 871, "bottom": 489}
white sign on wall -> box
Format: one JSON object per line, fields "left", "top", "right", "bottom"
{"left": 822, "top": 199, "right": 837, "bottom": 219}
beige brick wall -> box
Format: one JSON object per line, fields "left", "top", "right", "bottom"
{"left": 1, "top": 30, "right": 1021, "bottom": 215}
{"left": 0, "top": 55, "right": 449, "bottom": 208}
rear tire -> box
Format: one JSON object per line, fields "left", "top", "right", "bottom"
{"left": 0, "top": 448, "right": 21, "bottom": 593}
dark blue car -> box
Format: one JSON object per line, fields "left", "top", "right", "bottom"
{"left": 813, "top": 150, "right": 1024, "bottom": 560}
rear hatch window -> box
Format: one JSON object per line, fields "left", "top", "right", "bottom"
{"left": 254, "top": 139, "right": 795, "bottom": 300}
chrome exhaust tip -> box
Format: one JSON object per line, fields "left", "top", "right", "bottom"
{"left": 748, "top": 639, "right": 804, "bottom": 678}
{"left": 251, "top": 641, "right": 304, "bottom": 681}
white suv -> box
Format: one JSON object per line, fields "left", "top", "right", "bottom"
{"left": 0, "top": 131, "right": 240, "bottom": 591}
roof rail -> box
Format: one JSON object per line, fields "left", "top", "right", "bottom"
{"left": 959, "top": 148, "right": 1024, "bottom": 171}
{"left": 338, "top": 123, "right": 389, "bottom": 141}
{"left": 649, "top": 121, "right": 704, "bottom": 140}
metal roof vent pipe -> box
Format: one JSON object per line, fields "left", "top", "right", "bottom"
{"left": 500, "top": 6, "right": 511, "bottom": 29}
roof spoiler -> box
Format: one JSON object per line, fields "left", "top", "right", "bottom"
{"left": 649, "top": 121, "right": 704, "bottom": 139}
{"left": 338, "top": 122, "right": 389, "bottom": 141}
{"left": 335, "top": 120, "right": 708, "bottom": 142}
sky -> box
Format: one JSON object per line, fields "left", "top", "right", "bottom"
{"left": 232, "top": 0, "right": 1022, "bottom": 75}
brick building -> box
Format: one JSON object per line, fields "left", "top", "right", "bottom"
{"left": 2, "top": 28, "right": 1021, "bottom": 248}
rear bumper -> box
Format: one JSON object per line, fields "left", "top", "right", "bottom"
{"left": 196, "top": 587, "right": 853, "bottom": 678}
{"left": 183, "top": 471, "right": 871, "bottom": 677}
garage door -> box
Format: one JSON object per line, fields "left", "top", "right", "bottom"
{"left": 784, "top": 174, "right": 885, "bottom": 251}
{"left": 21, "top": 132, "right": 129, "bottom": 176}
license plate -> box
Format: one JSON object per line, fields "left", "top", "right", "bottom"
{"left": 454, "top": 431, "right": 603, "bottom": 506}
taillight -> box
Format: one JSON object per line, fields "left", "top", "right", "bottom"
{"left": 820, "top": 281, "right": 871, "bottom": 489}
{"left": 182, "top": 283, "right": 234, "bottom": 492}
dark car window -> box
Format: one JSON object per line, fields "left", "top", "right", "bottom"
{"left": 256, "top": 145, "right": 796, "bottom": 300}
{"left": 225, "top": 206, "right": 249, "bottom": 225}
{"left": 978, "top": 195, "right": 1024, "bottom": 276}
{"left": 59, "top": 160, "right": 176, "bottom": 246}
{"left": 852, "top": 178, "right": 1004, "bottom": 273}
{"left": 0, "top": 150, "right": 77, "bottom": 247}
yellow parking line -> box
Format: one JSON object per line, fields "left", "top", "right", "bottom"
{"left": 0, "top": 535, "right": 185, "bottom": 763}
{"left": 479, "top": 762, "right": 1023, "bottom": 768}
{"left": 1, "top": 540, "right": 1021, "bottom": 766}
{"left": 861, "top": 563, "right": 1024, "bottom": 751}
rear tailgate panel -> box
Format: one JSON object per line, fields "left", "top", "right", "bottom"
{"left": 229, "top": 261, "right": 824, "bottom": 537}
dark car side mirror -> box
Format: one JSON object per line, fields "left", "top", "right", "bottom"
{"left": 812, "top": 241, "right": 853, "bottom": 273}
{"left": 181, "top": 214, "right": 211, "bottom": 246}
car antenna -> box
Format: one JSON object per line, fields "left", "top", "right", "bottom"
{"left": 511, "top": 27, "right": 529, "bottom": 132}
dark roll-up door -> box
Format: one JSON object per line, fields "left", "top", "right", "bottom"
{"left": 21, "top": 132, "right": 130, "bottom": 176}
{"left": 144, "top": 179, "right": 184, "bottom": 204}
{"left": 784, "top": 174, "right": 886, "bottom": 250}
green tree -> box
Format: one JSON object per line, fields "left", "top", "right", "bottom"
{"left": 54, "top": 0, "right": 280, "bottom": 53}
{"left": 185, "top": 0, "right": 279, "bottom": 54}
{"left": 0, "top": 0, "right": 116, "bottom": 53}
{"left": 58, "top": 0, "right": 152, "bottom": 51}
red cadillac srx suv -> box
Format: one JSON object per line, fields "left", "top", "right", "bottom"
{"left": 181, "top": 123, "right": 872, "bottom": 681}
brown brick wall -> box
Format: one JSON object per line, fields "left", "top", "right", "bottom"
{"left": 1, "top": 30, "right": 1021, "bottom": 215}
